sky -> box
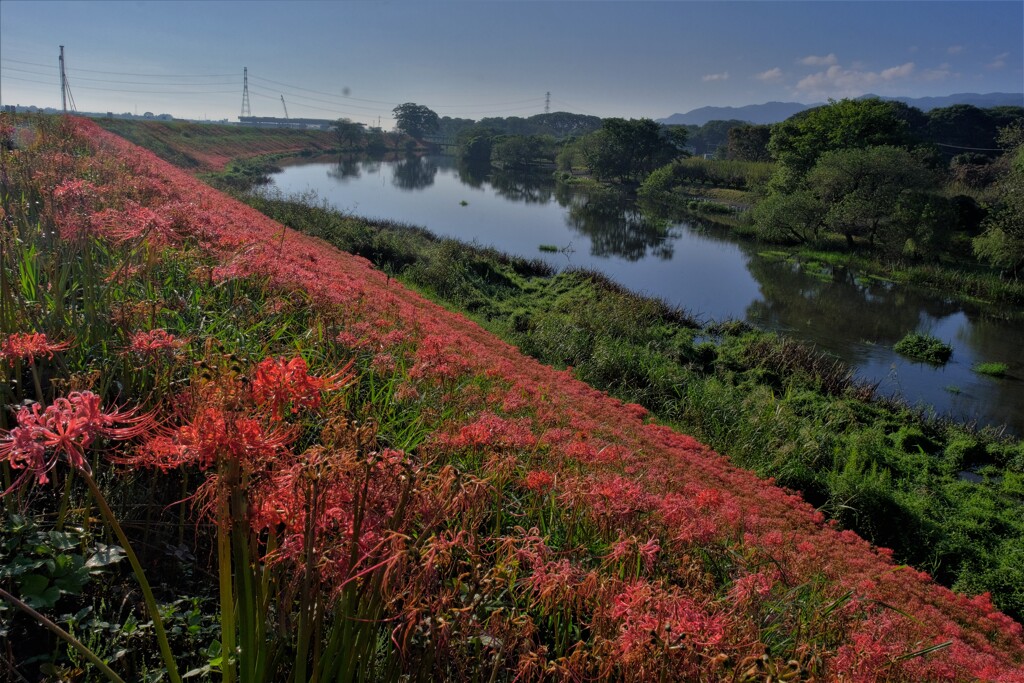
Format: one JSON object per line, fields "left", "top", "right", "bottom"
{"left": 1, "top": 1, "right": 1021, "bottom": 127}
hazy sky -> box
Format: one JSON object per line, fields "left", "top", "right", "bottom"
{"left": 2, "top": 1, "right": 1021, "bottom": 126}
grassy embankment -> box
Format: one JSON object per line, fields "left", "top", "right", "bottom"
{"left": 97, "top": 119, "right": 1024, "bottom": 623}
{"left": 242, "top": 191, "right": 1024, "bottom": 624}
{"left": 8, "top": 114, "right": 1024, "bottom": 681}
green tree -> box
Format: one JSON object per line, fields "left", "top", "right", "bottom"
{"left": 768, "top": 98, "right": 920, "bottom": 188}
{"left": 807, "top": 145, "right": 937, "bottom": 248}
{"left": 750, "top": 189, "right": 823, "bottom": 244}
{"left": 974, "top": 142, "right": 1024, "bottom": 275}
{"left": 333, "top": 118, "right": 365, "bottom": 149}
{"left": 726, "top": 124, "right": 772, "bottom": 162}
{"left": 491, "top": 135, "right": 555, "bottom": 169}
{"left": 583, "top": 118, "right": 688, "bottom": 183}
{"left": 392, "top": 103, "right": 440, "bottom": 139}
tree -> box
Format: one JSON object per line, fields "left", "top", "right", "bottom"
{"left": 490, "top": 135, "right": 554, "bottom": 169}
{"left": 392, "top": 103, "right": 440, "bottom": 139}
{"left": 974, "top": 142, "right": 1024, "bottom": 275}
{"left": 583, "top": 118, "right": 688, "bottom": 183}
{"left": 333, "top": 118, "right": 365, "bottom": 149}
{"left": 768, "top": 98, "right": 920, "bottom": 188}
{"left": 750, "top": 190, "right": 823, "bottom": 244}
{"left": 726, "top": 124, "right": 772, "bottom": 162}
{"left": 807, "top": 145, "right": 937, "bottom": 248}
{"left": 688, "top": 119, "right": 746, "bottom": 157}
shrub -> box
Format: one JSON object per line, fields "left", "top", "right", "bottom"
{"left": 893, "top": 332, "right": 952, "bottom": 364}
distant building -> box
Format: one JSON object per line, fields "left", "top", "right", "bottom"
{"left": 238, "top": 116, "right": 334, "bottom": 131}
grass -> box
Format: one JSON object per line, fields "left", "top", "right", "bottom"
{"left": 974, "top": 361, "right": 1009, "bottom": 377}
{"left": 894, "top": 332, "right": 954, "bottom": 365}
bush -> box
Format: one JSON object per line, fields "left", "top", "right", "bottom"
{"left": 893, "top": 332, "right": 953, "bottom": 364}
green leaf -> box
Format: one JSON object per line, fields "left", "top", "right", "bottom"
{"left": 18, "top": 573, "right": 61, "bottom": 609}
{"left": 85, "top": 543, "right": 127, "bottom": 570}
{"left": 48, "top": 530, "right": 78, "bottom": 551}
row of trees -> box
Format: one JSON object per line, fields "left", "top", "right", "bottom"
{"left": 342, "top": 98, "right": 1024, "bottom": 274}
{"left": 744, "top": 98, "right": 1024, "bottom": 269}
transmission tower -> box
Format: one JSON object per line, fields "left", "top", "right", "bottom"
{"left": 241, "top": 67, "right": 251, "bottom": 117}
{"left": 280, "top": 95, "right": 289, "bottom": 119}
{"left": 59, "top": 46, "right": 76, "bottom": 113}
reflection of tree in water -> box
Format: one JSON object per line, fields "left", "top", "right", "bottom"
{"left": 561, "top": 188, "right": 676, "bottom": 261}
{"left": 743, "top": 253, "right": 963, "bottom": 358}
{"left": 391, "top": 156, "right": 438, "bottom": 190}
{"left": 326, "top": 155, "right": 363, "bottom": 181}
{"left": 455, "top": 160, "right": 489, "bottom": 189}
{"left": 489, "top": 169, "right": 554, "bottom": 204}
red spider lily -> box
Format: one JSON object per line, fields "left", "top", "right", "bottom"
{"left": 523, "top": 470, "right": 555, "bottom": 494}
{"left": 1, "top": 332, "right": 71, "bottom": 366}
{"left": 0, "top": 391, "right": 155, "bottom": 488}
{"left": 53, "top": 118, "right": 1024, "bottom": 678}
{"left": 133, "top": 406, "right": 294, "bottom": 472}
{"left": 91, "top": 201, "right": 175, "bottom": 245}
{"left": 129, "top": 329, "right": 187, "bottom": 356}
{"left": 251, "top": 356, "right": 354, "bottom": 420}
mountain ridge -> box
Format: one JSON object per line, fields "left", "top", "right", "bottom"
{"left": 659, "top": 92, "right": 1024, "bottom": 126}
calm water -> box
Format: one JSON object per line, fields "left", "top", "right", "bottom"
{"left": 267, "top": 155, "right": 1024, "bottom": 435}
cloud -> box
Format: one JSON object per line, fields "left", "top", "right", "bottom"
{"left": 755, "top": 67, "right": 784, "bottom": 83}
{"left": 702, "top": 72, "right": 730, "bottom": 82}
{"left": 795, "top": 62, "right": 916, "bottom": 98}
{"left": 923, "top": 63, "right": 953, "bottom": 81}
{"left": 799, "top": 53, "right": 838, "bottom": 67}
{"left": 947, "top": 45, "right": 964, "bottom": 55}
{"left": 988, "top": 52, "right": 1009, "bottom": 69}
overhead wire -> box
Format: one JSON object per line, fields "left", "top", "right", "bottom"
{"left": 3, "top": 57, "right": 570, "bottom": 119}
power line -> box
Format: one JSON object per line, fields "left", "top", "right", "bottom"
{"left": 3, "top": 57, "right": 235, "bottom": 78}
{"left": 248, "top": 74, "right": 546, "bottom": 110}
{"left": 1, "top": 74, "right": 237, "bottom": 95}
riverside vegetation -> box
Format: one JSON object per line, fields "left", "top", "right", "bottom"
{"left": 3, "top": 113, "right": 1023, "bottom": 681}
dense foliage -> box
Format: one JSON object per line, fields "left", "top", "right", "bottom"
{"left": 4, "top": 114, "right": 1024, "bottom": 681}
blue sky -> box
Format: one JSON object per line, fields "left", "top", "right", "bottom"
{"left": 1, "top": 1, "right": 1021, "bottom": 126}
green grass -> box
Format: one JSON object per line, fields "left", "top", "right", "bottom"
{"left": 894, "top": 332, "right": 953, "bottom": 365}
{"left": 974, "top": 362, "right": 1009, "bottom": 377}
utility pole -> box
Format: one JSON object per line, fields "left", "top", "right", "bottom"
{"left": 241, "top": 67, "right": 251, "bottom": 117}
{"left": 545, "top": 91, "right": 550, "bottom": 114}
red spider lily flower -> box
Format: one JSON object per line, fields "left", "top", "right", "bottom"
{"left": 0, "top": 391, "right": 155, "bottom": 488}
{"left": 523, "top": 470, "right": 555, "bottom": 494}
{"left": 1, "top": 332, "right": 71, "bottom": 366}
{"left": 251, "top": 356, "right": 353, "bottom": 420}
{"left": 129, "top": 329, "right": 187, "bottom": 356}
{"left": 153, "top": 406, "right": 294, "bottom": 472}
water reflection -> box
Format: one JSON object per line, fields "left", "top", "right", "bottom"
{"left": 392, "top": 156, "right": 438, "bottom": 190}
{"left": 327, "top": 155, "right": 363, "bottom": 181}
{"left": 268, "top": 155, "right": 1024, "bottom": 434}
{"left": 561, "top": 189, "right": 677, "bottom": 261}
{"left": 743, "top": 255, "right": 962, "bottom": 359}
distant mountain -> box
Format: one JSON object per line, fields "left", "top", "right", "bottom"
{"left": 659, "top": 92, "right": 1024, "bottom": 126}
{"left": 659, "top": 102, "right": 811, "bottom": 126}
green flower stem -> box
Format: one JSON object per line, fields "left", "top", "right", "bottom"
{"left": 81, "top": 469, "right": 182, "bottom": 683}
{"left": 0, "top": 586, "right": 127, "bottom": 683}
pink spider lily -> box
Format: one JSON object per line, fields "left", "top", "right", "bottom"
{"left": 0, "top": 391, "right": 155, "bottom": 489}
{"left": 1, "top": 332, "right": 71, "bottom": 366}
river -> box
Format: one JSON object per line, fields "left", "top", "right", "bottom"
{"left": 265, "top": 154, "right": 1024, "bottom": 435}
